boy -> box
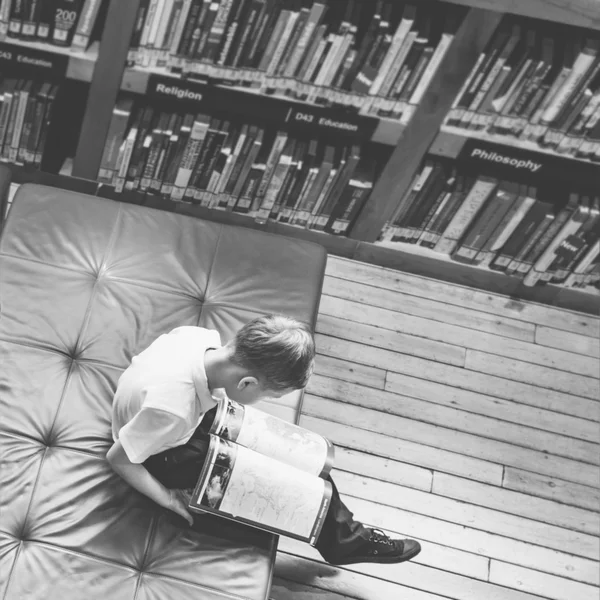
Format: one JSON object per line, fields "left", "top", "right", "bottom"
{"left": 107, "top": 314, "right": 421, "bottom": 565}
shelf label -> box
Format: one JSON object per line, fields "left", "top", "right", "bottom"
{"left": 458, "top": 138, "right": 600, "bottom": 189}
{"left": 146, "top": 74, "right": 378, "bottom": 142}
{"left": 0, "top": 41, "right": 69, "bottom": 76}
{"left": 285, "top": 106, "right": 378, "bottom": 141}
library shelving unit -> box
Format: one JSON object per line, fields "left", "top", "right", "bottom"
{"left": 3, "top": 0, "right": 599, "bottom": 316}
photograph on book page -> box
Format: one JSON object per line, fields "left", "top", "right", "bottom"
{"left": 189, "top": 435, "right": 332, "bottom": 545}
{"left": 209, "top": 396, "right": 335, "bottom": 478}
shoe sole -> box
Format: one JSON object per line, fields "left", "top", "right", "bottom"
{"left": 332, "top": 544, "right": 422, "bottom": 566}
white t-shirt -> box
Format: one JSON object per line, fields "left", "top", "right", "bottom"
{"left": 112, "top": 326, "right": 225, "bottom": 464}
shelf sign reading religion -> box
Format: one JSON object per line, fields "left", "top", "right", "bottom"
{"left": 458, "top": 139, "right": 600, "bottom": 188}
{"left": 147, "top": 74, "right": 378, "bottom": 141}
{"left": 0, "top": 42, "right": 68, "bottom": 76}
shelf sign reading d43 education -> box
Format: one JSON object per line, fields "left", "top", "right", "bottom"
{"left": 458, "top": 138, "right": 600, "bottom": 188}
{"left": 0, "top": 41, "right": 68, "bottom": 77}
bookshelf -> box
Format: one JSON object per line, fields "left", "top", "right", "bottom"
{"left": 1, "top": 0, "right": 598, "bottom": 311}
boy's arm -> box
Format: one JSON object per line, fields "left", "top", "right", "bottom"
{"left": 107, "top": 441, "right": 194, "bottom": 525}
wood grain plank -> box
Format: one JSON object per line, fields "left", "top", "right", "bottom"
{"left": 257, "top": 402, "right": 297, "bottom": 424}
{"left": 278, "top": 537, "right": 536, "bottom": 600}
{"left": 313, "top": 353, "right": 386, "bottom": 390}
{"left": 535, "top": 325, "right": 600, "bottom": 359}
{"left": 323, "top": 276, "right": 536, "bottom": 342}
{"left": 275, "top": 550, "right": 440, "bottom": 600}
{"left": 299, "top": 414, "right": 504, "bottom": 487}
{"left": 465, "top": 350, "right": 600, "bottom": 400}
{"left": 331, "top": 491, "right": 597, "bottom": 584}
{"left": 316, "top": 311, "right": 466, "bottom": 367}
{"left": 319, "top": 291, "right": 598, "bottom": 378}
{"left": 333, "top": 445, "right": 432, "bottom": 493}
{"left": 270, "top": 576, "right": 358, "bottom": 600}
{"left": 385, "top": 372, "right": 599, "bottom": 442}
{"left": 317, "top": 333, "right": 600, "bottom": 422}
{"left": 280, "top": 526, "right": 491, "bottom": 583}
{"left": 326, "top": 256, "right": 600, "bottom": 338}
{"left": 503, "top": 467, "right": 600, "bottom": 513}
{"left": 432, "top": 472, "right": 600, "bottom": 537}
{"left": 302, "top": 395, "right": 599, "bottom": 488}
{"left": 308, "top": 374, "right": 599, "bottom": 465}
{"left": 489, "top": 561, "right": 599, "bottom": 600}
{"left": 333, "top": 469, "right": 599, "bottom": 565}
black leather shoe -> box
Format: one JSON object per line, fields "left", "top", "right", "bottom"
{"left": 330, "top": 529, "right": 422, "bottom": 565}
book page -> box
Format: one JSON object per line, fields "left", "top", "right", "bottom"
{"left": 190, "top": 436, "right": 331, "bottom": 545}
{"left": 212, "top": 397, "right": 334, "bottom": 477}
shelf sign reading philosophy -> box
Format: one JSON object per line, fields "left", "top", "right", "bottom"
{"left": 147, "top": 74, "right": 377, "bottom": 141}
{"left": 0, "top": 41, "right": 68, "bottom": 76}
{"left": 458, "top": 138, "right": 600, "bottom": 188}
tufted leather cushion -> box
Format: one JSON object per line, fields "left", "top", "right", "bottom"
{"left": 0, "top": 184, "right": 327, "bottom": 600}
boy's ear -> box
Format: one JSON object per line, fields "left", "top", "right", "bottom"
{"left": 237, "top": 376, "right": 259, "bottom": 390}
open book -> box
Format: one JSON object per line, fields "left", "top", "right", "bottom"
{"left": 188, "top": 396, "right": 335, "bottom": 546}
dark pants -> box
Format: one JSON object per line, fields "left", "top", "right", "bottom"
{"left": 143, "top": 409, "right": 370, "bottom": 563}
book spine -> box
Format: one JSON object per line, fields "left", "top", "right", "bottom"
{"left": 329, "top": 180, "right": 372, "bottom": 235}
{"left": 202, "top": 0, "right": 235, "bottom": 62}
{"left": 9, "top": 83, "right": 31, "bottom": 163}
{"left": 524, "top": 203, "right": 589, "bottom": 286}
{"left": 284, "top": 2, "right": 326, "bottom": 78}
{"left": 183, "top": 118, "right": 221, "bottom": 201}
{"left": 452, "top": 185, "right": 516, "bottom": 262}
{"left": 434, "top": 177, "right": 498, "bottom": 255}
{"left": 541, "top": 42, "right": 599, "bottom": 125}
{"left": 17, "top": 86, "right": 38, "bottom": 163}
{"left": 263, "top": 9, "right": 298, "bottom": 75}
{"left": 171, "top": 115, "right": 210, "bottom": 200}
{"left": 410, "top": 30, "right": 454, "bottom": 105}
{"left": 381, "top": 29, "right": 419, "bottom": 99}
{"left": 228, "top": 129, "right": 263, "bottom": 204}
{"left": 505, "top": 211, "right": 554, "bottom": 273}
{"left": 254, "top": 153, "right": 293, "bottom": 222}
{"left": 33, "top": 85, "right": 57, "bottom": 166}
{"left": 8, "top": 0, "right": 25, "bottom": 36}
{"left": 564, "top": 240, "right": 600, "bottom": 286}
{"left": 252, "top": 130, "right": 288, "bottom": 210}
{"left": 490, "top": 196, "right": 548, "bottom": 271}
{"left": 20, "top": 0, "right": 42, "bottom": 38}
{"left": 370, "top": 5, "right": 416, "bottom": 96}
{"left": 24, "top": 85, "right": 48, "bottom": 164}
{"left": 51, "top": 0, "right": 85, "bottom": 46}
{"left": 382, "top": 162, "right": 434, "bottom": 241}
{"left": 311, "top": 146, "right": 360, "bottom": 230}
{"left": 71, "top": 0, "right": 101, "bottom": 49}
{"left": 515, "top": 204, "right": 575, "bottom": 275}
{"left": 395, "top": 163, "right": 447, "bottom": 242}
{"left": 476, "top": 192, "right": 536, "bottom": 267}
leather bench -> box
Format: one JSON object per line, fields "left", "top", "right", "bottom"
{"left": 0, "top": 181, "right": 327, "bottom": 600}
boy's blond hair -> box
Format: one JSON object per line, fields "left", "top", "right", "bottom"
{"left": 230, "top": 314, "right": 315, "bottom": 392}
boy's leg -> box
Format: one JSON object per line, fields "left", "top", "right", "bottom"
{"left": 316, "top": 475, "right": 421, "bottom": 566}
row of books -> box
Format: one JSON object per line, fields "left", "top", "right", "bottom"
{"left": 99, "top": 97, "right": 380, "bottom": 234}
{"left": 0, "top": 76, "right": 58, "bottom": 167}
{"left": 379, "top": 160, "right": 600, "bottom": 289}
{"left": 127, "top": 0, "right": 461, "bottom": 119}
{"left": 0, "top": 0, "right": 104, "bottom": 50}
{"left": 445, "top": 15, "right": 600, "bottom": 162}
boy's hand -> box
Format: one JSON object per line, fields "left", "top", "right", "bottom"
{"left": 166, "top": 489, "right": 194, "bottom": 526}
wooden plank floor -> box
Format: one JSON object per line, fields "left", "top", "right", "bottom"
{"left": 271, "top": 255, "right": 600, "bottom": 600}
